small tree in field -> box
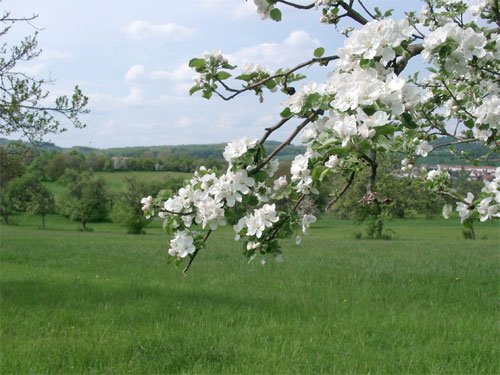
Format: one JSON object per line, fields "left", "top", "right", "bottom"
{"left": 25, "top": 185, "right": 56, "bottom": 229}
{"left": 6, "top": 173, "right": 56, "bottom": 228}
{"left": 62, "top": 170, "right": 110, "bottom": 231}
{"left": 143, "top": 0, "right": 499, "bottom": 273}
{"left": 112, "top": 177, "right": 158, "bottom": 234}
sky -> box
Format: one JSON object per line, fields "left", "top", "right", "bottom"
{"left": 4, "top": 0, "right": 421, "bottom": 148}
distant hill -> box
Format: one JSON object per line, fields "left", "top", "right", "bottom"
{"left": 101, "top": 140, "right": 306, "bottom": 161}
{"left": 0, "top": 137, "right": 497, "bottom": 165}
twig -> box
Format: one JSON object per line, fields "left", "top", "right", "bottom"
{"left": 252, "top": 110, "right": 322, "bottom": 173}
{"left": 183, "top": 230, "right": 212, "bottom": 274}
{"left": 357, "top": 0, "right": 376, "bottom": 19}
{"left": 325, "top": 171, "right": 355, "bottom": 211}
{"left": 276, "top": 0, "right": 315, "bottom": 9}
{"left": 258, "top": 117, "right": 293, "bottom": 145}
{"left": 214, "top": 55, "right": 338, "bottom": 101}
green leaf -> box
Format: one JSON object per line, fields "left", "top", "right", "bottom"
{"left": 401, "top": 112, "right": 417, "bottom": 129}
{"left": 216, "top": 71, "right": 231, "bottom": 80}
{"left": 393, "top": 46, "right": 404, "bottom": 56}
{"left": 280, "top": 107, "right": 292, "bottom": 119}
{"left": 312, "top": 165, "right": 327, "bottom": 182}
{"left": 221, "top": 62, "right": 236, "bottom": 70}
{"left": 202, "top": 89, "right": 212, "bottom": 100}
{"left": 375, "top": 125, "right": 396, "bottom": 136}
{"left": 438, "top": 44, "right": 452, "bottom": 59}
{"left": 189, "top": 58, "right": 206, "bottom": 69}
{"left": 157, "top": 189, "right": 173, "bottom": 200}
{"left": 270, "top": 8, "right": 282, "bottom": 22}
{"left": 265, "top": 80, "right": 277, "bottom": 90}
{"left": 328, "top": 147, "right": 350, "bottom": 156}
{"left": 235, "top": 74, "right": 252, "bottom": 82}
{"left": 253, "top": 171, "right": 268, "bottom": 183}
{"left": 189, "top": 85, "right": 202, "bottom": 95}
{"left": 359, "top": 59, "right": 372, "bottom": 69}
{"left": 314, "top": 47, "right": 325, "bottom": 58}
{"left": 305, "top": 93, "right": 321, "bottom": 109}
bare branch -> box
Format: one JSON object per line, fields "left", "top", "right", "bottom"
{"left": 258, "top": 117, "right": 293, "bottom": 145}
{"left": 357, "top": 0, "right": 376, "bottom": 20}
{"left": 183, "top": 230, "right": 212, "bottom": 274}
{"left": 252, "top": 110, "right": 322, "bottom": 173}
{"left": 325, "top": 171, "right": 355, "bottom": 211}
{"left": 275, "top": 0, "right": 315, "bottom": 9}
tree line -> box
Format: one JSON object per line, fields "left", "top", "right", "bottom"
{"left": 0, "top": 144, "right": 485, "bottom": 236}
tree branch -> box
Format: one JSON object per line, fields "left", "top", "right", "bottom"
{"left": 183, "top": 230, "right": 212, "bottom": 274}
{"left": 394, "top": 44, "right": 423, "bottom": 75}
{"left": 338, "top": 0, "right": 368, "bottom": 25}
{"left": 258, "top": 116, "right": 293, "bottom": 145}
{"left": 325, "top": 171, "right": 355, "bottom": 211}
{"left": 252, "top": 110, "right": 322, "bottom": 173}
{"left": 275, "top": 0, "right": 315, "bottom": 9}
{"left": 213, "top": 55, "right": 338, "bottom": 101}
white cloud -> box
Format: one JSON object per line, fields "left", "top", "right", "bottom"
{"left": 200, "top": 0, "right": 255, "bottom": 19}
{"left": 42, "top": 50, "right": 73, "bottom": 61}
{"left": 231, "top": 2, "right": 256, "bottom": 19}
{"left": 228, "top": 30, "right": 321, "bottom": 69}
{"left": 124, "top": 20, "right": 196, "bottom": 41}
{"left": 124, "top": 64, "right": 146, "bottom": 82}
{"left": 175, "top": 116, "right": 196, "bottom": 128}
{"left": 16, "top": 63, "right": 46, "bottom": 76}
{"left": 123, "top": 87, "right": 144, "bottom": 105}
{"left": 150, "top": 63, "right": 191, "bottom": 81}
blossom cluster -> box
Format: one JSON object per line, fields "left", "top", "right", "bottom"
{"left": 456, "top": 168, "right": 500, "bottom": 223}
{"left": 143, "top": 135, "right": 320, "bottom": 261}
{"left": 338, "top": 18, "right": 414, "bottom": 71}
{"left": 153, "top": 0, "right": 499, "bottom": 270}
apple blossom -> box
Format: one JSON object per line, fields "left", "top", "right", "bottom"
{"left": 145, "top": 0, "right": 499, "bottom": 272}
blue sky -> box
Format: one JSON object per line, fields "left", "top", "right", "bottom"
{"left": 4, "top": 0, "right": 421, "bottom": 148}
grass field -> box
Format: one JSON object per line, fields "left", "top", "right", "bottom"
{"left": 95, "top": 171, "right": 192, "bottom": 192}
{"left": 1, "top": 215, "right": 499, "bottom": 373}
{"left": 43, "top": 171, "right": 191, "bottom": 203}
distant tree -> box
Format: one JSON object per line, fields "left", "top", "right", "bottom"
{"left": 0, "top": 185, "right": 14, "bottom": 224}
{"left": 45, "top": 151, "right": 86, "bottom": 181}
{"left": 0, "top": 146, "right": 25, "bottom": 223}
{"left": 112, "top": 177, "right": 159, "bottom": 234}
{"left": 61, "top": 170, "right": 110, "bottom": 231}
{"left": 86, "top": 152, "right": 109, "bottom": 171}
{"left": 6, "top": 173, "right": 55, "bottom": 228}
{"left": 26, "top": 151, "right": 52, "bottom": 180}
{"left": 0, "top": 146, "right": 24, "bottom": 187}
{"left": 329, "top": 155, "right": 446, "bottom": 238}
{"left": 0, "top": 10, "right": 88, "bottom": 143}
{"left": 27, "top": 185, "right": 55, "bottom": 229}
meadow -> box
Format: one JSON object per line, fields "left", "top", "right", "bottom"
{"left": 0, "top": 214, "right": 499, "bottom": 374}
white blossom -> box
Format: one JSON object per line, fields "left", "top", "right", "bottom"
{"left": 477, "top": 197, "right": 499, "bottom": 222}
{"left": 223, "top": 136, "right": 258, "bottom": 163}
{"left": 254, "top": 0, "right": 274, "bottom": 19}
{"left": 301, "top": 214, "right": 317, "bottom": 234}
{"left": 168, "top": 230, "right": 196, "bottom": 258}
{"left": 273, "top": 175, "right": 288, "bottom": 191}
{"left": 325, "top": 155, "right": 339, "bottom": 169}
{"left": 442, "top": 204, "right": 452, "bottom": 219}
{"left": 141, "top": 196, "right": 153, "bottom": 211}
{"left": 456, "top": 192, "right": 474, "bottom": 223}
{"left": 416, "top": 140, "right": 433, "bottom": 157}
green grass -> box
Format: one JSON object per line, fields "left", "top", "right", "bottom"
{"left": 43, "top": 171, "right": 191, "bottom": 203}
{"left": 95, "top": 171, "right": 191, "bottom": 192}
{"left": 1, "top": 215, "right": 499, "bottom": 373}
